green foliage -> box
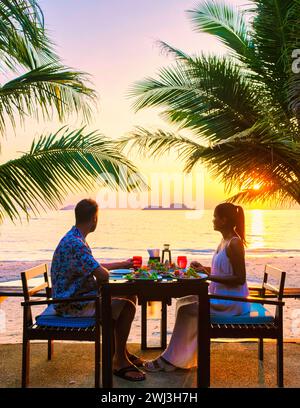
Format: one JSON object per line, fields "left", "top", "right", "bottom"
{"left": 124, "top": 0, "right": 300, "bottom": 206}
{"left": 0, "top": 1, "right": 96, "bottom": 133}
{"left": 0, "top": 127, "right": 146, "bottom": 222}
{"left": 0, "top": 1, "right": 144, "bottom": 222}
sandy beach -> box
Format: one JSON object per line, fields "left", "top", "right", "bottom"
{"left": 1, "top": 342, "right": 300, "bottom": 388}
{"left": 1, "top": 256, "right": 299, "bottom": 345}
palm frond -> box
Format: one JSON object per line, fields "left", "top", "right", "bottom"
{"left": 119, "top": 123, "right": 300, "bottom": 205}
{"left": 1, "top": 30, "right": 56, "bottom": 72}
{"left": 0, "top": 63, "right": 97, "bottom": 133}
{"left": 129, "top": 62, "right": 194, "bottom": 112}
{"left": 130, "top": 55, "right": 262, "bottom": 141}
{"left": 118, "top": 127, "right": 203, "bottom": 163}
{"left": 126, "top": 0, "right": 300, "bottom": 206}
{"left": 157, "top": 41, "right": 194, "bottom": 63}
{"left": 0, "top": 128, "right": 147, "bottom": 222}
{"left": 251, "top": 0, "right": 299, "bottom": 112}
{"left": 0, "top": 0, "right": 55, "bottom": 71}
{"left": 183, "top": 133, "right": 300, "bottom": 204}
{"left": 226, "top": 186, "right": 298, "bottom": 207}
{"left": 186, "top": 1, "right": 255, "bottom": 64}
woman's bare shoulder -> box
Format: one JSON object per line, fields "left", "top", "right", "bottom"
{"left": 227, "top": 236, "right": 244, "bottom": 254}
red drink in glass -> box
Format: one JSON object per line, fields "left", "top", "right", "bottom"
{"left": 177, "top": 256, "right": 187, "bottom": 269}
{"left": 133, "top": 256, "right": 143, "bottom": 270}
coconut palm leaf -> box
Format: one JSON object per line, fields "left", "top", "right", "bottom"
{"left": 186, "top": 0, "right": 254, "bottom": 62}
{"left": 185, "top": 134, "right": 300, "bottom": 205}
{"left": 0, "top": 0, "right": 54, "bottom": 71}
{"left": 188, "top": 1, "right": 300, "bottom": 118}
{"left": 157, "top": 41, "right": 195, "bottom": 63}
{"left": 0, "top": 63, "right": 96, "bottom": 133}
{"left": 120, "top": 123, "right": 300, "bottom": 205}
{"left": 250, "top": 1, "right": 300, "bottom": 116}
{"left": 1, "top": 30, "right": 55, "bottom": 72}
{"left": 130, "top": 54, "right": 263, "bottom": 142}
{"left": 118, "top": 127, "right": 203, "bottom": 163}
{"left": 0, "top": 127, "right": 146, "bottom": 222}
{"left": 0, "top": 0, "right": 95, "bottom": 135}
{"left": 123, "top": 0, "right": 300, "bottom": 206}
{"left": 0, "top": 1, "right": 145, "bottom": 224}
{"left": 226, "top": 186, "right": 298, "bottom": 207}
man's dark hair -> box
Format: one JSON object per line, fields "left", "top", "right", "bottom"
{"left": 75, "top": 199, "right": 98, "bottom": 224}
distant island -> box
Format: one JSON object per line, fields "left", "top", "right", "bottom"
{"left": 60, "top": 204, "right": 75, "bottom": 211}
{"left": 59, "top": 203, "right": 195, "bottom": 211}
{"left": 143, "top": 203, "right": 195, "bottom": 210}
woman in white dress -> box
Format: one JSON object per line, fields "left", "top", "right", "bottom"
{"left": 144, "top": 203, "right": 250, "bottom": 371}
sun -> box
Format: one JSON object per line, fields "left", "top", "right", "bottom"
{"left": 253, "top": 183, "right": 262, "bottom": 190}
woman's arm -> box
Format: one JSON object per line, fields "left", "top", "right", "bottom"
{"left": 209, "top": 238, "right": 246, "bottom": 286}
{"left": 190, "top": 261, "right": 211, "bottom": 274}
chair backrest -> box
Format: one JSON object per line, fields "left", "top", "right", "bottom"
{"left": 261, "top": 264, "right": 286, "bottom": 300}
{"left": 261, "top": 264, "right": 286, "bottom": 323}
{"left": 21, "top": 263, "right": 51, "bottom": 300}
{"left": 21, "top": 264, "right": 51, "bottom": 326}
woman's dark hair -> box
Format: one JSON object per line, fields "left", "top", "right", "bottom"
{"left": 214, "top": 203, "right": 246, "bottom": 246}
{"left": 75, "top": 199, "right": 98, "bottom": 224}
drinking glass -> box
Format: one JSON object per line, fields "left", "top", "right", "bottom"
{"left": 133, "top": 256, "right": 142, "bottom": 269}
{"left": 177, "top": 256, "right": 187, "bottom": 269}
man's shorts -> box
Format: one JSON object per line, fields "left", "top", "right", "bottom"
{"left": 76, "top": 297, "right": 132, "bottom": 321}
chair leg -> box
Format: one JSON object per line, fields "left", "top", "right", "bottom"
{"left": 95, "top": 338, "right": 101, "bottom": 388}
{"left": 22, "top": 338, "right": 30, "bottom": 388}
{"left": 47, "top": 340, "right": 53, "bottom": 361}
{"left": 258, "top": 338, "right": 264, "bottom": 361}
{"left": 277, "top": 337, "right": 284, "bottom": 388}
{"left": 111, "top": 328, "right": 115, "bottom": 358}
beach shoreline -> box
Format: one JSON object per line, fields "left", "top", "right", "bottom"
{"left": 0, "top": 256, "right": 299, "bottom": 344}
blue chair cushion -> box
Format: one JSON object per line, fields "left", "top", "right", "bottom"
{"left": 211, "top": 302, "right": 274, "bottom": 324}
{"left": 36, "top": 305, "right": 96, "bottom": 328}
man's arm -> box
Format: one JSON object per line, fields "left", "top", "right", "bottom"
{"left": 101, "top": 258, "right": 134, "bottom": 270}
{"left": 93, "top": 265, "right": 110, "bottom": 286}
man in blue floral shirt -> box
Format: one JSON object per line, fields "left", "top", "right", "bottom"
{"left": 51, "top": 198, "right": 145, "bottom": 381}
{"left": 51, "top": 225, "right": 100, "bottom": 316}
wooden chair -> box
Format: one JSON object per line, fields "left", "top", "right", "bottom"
{"left": 209, "top": 265, "right": 286, "bottom": 387}
{"left": 21, "top": 264, "right": 101, "bottom": 388}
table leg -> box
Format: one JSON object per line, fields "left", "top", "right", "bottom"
{"left": 141, "top": 300, "right": 147, "bottom": 350}
{"left": 197, "top": 291, "right": 210, "bottom": 388}
{"left": 161, "top": 301, "right": 167, "bottom": 349}
{"left": 102, "top": 285, "right": 113, "bottom": 388}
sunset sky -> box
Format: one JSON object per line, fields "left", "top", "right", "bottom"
{"left": 1, "top": 0, "right": 289, "bottom": 209}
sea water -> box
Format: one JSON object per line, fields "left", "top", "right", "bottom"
{"left": 0, "top": 209, "right": 299, "bottom": 262}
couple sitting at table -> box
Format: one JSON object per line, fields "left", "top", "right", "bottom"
{"left": 51, "top": 198, "right": 249, "bottom": 381}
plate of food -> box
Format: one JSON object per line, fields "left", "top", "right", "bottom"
{"left": 124, "top": 267, "right": 162, "bottom": 281}
{"left": 110, "top": 269, "right": 131, "bottom": 275}
{"left": 147, "top": 260, "right": 178, "bottom": 278}
{"left": 109, "top": 269, "right": 131, "bottom": 280}
{"left": 170, "top": 267, "right": 208, "bottom": 280}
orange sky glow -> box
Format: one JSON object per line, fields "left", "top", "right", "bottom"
{"left": 0, "top": 0, "right": 297, "bottom": 210}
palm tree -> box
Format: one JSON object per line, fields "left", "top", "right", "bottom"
{"left": 0, "top": 127, "right": 145, "bottom": 222}
{"left": 119, "top": 0, "right": 300, "bottom": 206}
{"left": 0, "top": 0, "right": 144, "bottom": 222}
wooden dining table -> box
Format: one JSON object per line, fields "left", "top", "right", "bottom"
{"left": 101, "top": 277, "right": 210, "bottom": 388}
